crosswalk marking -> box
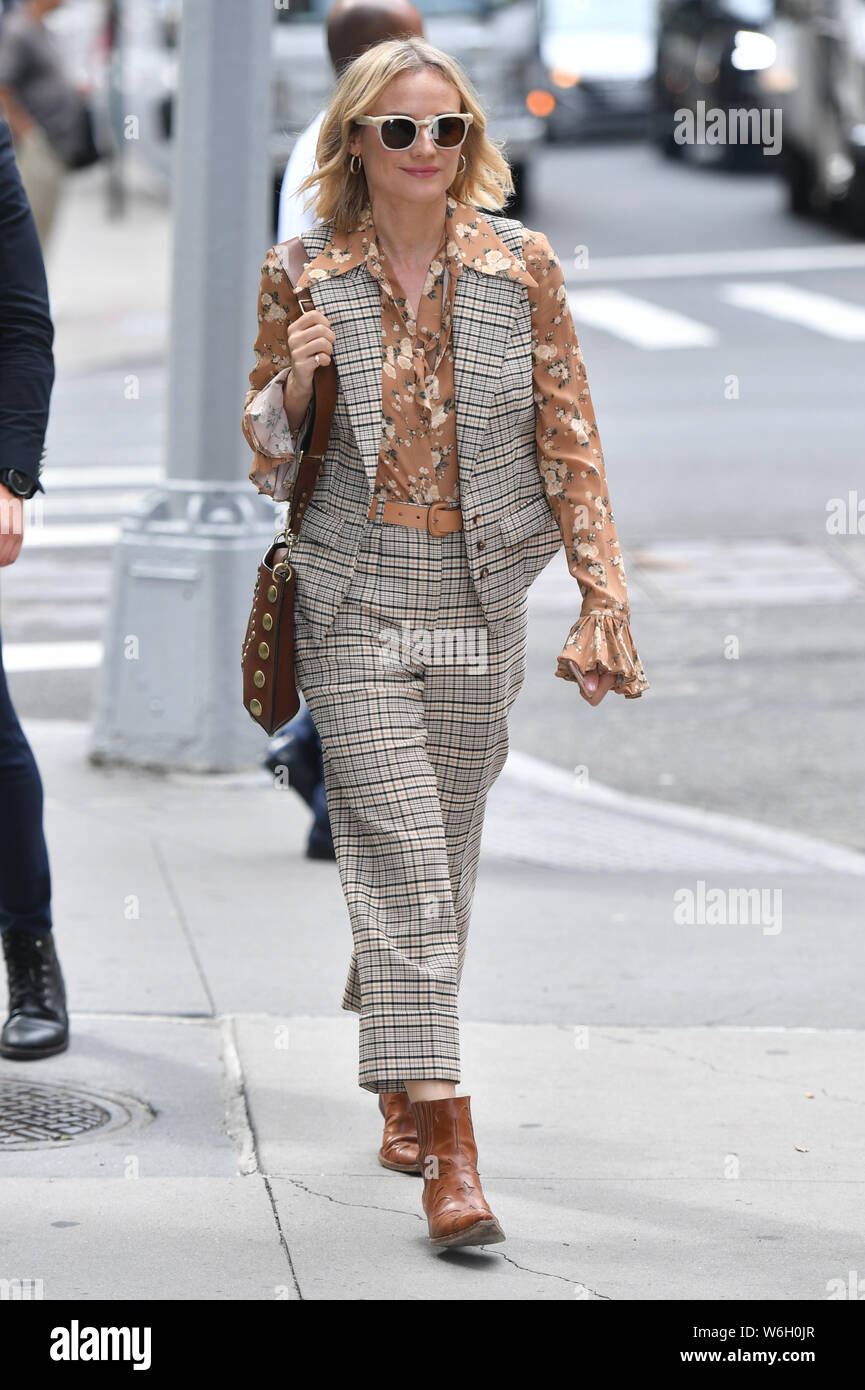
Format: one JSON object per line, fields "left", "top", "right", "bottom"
{"left": 564, "top": 242, "right": 865, "bottom": 285}
{"left": 26, "top": 491, "right": 150, "bottom": 518}
{"left": 528, "top": 540, "right": 860, "bottom": 611}
{"left": 40, "top": 465, "right": 161, "bottom": 489}
{"left": 566, "top": 280, "right": 865, "bottom": 348}
{"left": 22, "top": 522, "right": 120, "bottom": 549}
{"left": 3, "top": 641, "right": 103, "bottom": 673}
{"left": 719, "top": 281, "right": 865, "bottom": 340}
{"left": 568, "top": 288, "right": 718, "bottom": 349}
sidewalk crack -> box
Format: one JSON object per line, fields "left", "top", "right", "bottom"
{"left": 488, "top": 1249, "right": 611, "bottom": 1296}
{"left": 285, "top": 1175, "right": 425, "bottom": 1221}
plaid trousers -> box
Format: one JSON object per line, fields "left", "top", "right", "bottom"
{"left": 293, "top": 496, "right": 528, "bottom": 1094}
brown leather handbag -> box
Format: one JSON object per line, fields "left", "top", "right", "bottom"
{"left": 241, "top": 238, "right": 338, "bottom": 736}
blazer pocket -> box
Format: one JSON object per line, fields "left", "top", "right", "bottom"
{"left": 290, "top": 503, "right": 361, "bottom": 635}
{"left": 498, "top": 495, "right": 562, "bottom": 593}
{"left": 498, "top": 495, "right": 555, "bottom": 547}
{"left": 296, "top": 501, "right": 349, "bottom": 551}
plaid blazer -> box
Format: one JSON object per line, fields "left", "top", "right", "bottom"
{"left": 259, "top": 212, "right": 563, "bottom": 642}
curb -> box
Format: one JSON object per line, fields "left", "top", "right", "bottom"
{"left": 502, "top": 748, "right": 865, "bottom": 878}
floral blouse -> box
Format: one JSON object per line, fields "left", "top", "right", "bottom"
{"left": 242, "top": 195, "right": 649, "bottom": 698}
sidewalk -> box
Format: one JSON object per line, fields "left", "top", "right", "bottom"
{"left": 1, "top": 720, "right": 863, "bottom": 1300}
{"left": 45, "top": 153, "right": 171, "bottom": 377}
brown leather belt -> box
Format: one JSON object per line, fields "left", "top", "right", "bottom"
{"left": 367, "top": 496, "right": 463, "bottom": 534}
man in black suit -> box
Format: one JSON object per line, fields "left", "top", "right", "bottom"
{"left": 0, "top": 113, "right": 67, "bottom": 1058}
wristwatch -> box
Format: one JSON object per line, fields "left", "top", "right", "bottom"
{"left": 0, "top": 468, "right": 39, "bottom": 500}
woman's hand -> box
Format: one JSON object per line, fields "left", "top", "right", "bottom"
{"left": 564, "top": 659, "right": 617, "bottom": 706}
{"left": 285, "top": 307, "right": 336, "bottom": 396}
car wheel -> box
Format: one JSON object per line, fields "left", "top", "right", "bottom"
{"left": 653, "top": 107, "right": 684, "bottom": 160}
{"left": 783, "top": 143, "right": 814, "bottom": 216}
{"left": 842, "top": 168, "right": 865, "bottom": 237}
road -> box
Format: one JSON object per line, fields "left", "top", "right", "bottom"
{"left": 2, "top": 140, "right": 863, "bottom": 849}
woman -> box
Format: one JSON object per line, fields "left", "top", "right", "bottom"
{"left": 241, "top": 36, "right": 649, "bottom": 1250}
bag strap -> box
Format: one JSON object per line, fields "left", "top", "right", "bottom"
{"left": 281, "top": 236, "right": 338, "bottom": 540}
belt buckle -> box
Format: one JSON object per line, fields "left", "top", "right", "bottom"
{"left": 427, "top": 501, "right": 450, "bottom": 536}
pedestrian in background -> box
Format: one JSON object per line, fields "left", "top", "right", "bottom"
{"left": 268, "top": 0, "right": 424, "bottom": 862}
{"left": 0, "top": 115, "right": 68, "bottom": 1059}
{"left": 0, "top": 0, "right": 101, "bottom": 250}
{"left": 277, "top": 0, "right": 423, "bottom": 242}
{"left": 242, "top": 37, "right": 649, "bottom": 1248}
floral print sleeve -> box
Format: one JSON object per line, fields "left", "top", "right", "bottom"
{"left": 241, "top": 246, "right": 314, "bottom": 504}
{"left": 522, "top": 227, "right": 649, "bottom": 699}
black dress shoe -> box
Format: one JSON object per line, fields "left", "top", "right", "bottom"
{"left": 306, "top": 823, "right": 336, "bottom": 860}
{"left": 1, "top": 927, "right": 68, "bottom": 1060}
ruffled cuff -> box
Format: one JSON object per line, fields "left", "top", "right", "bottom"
{"left": 242, "top": 368, "right": 314, "bottom": 503}
{"left": 246, "top": 451, "right": 300, "bottom": 504}
{"left": 556, "top": 609, "right": 649, "bottom": 699}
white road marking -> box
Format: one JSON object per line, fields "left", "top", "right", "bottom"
{"left": 25, "top": 492, "right": 151, "bottom": 517}
{"left": 568, "top": 288, "right": 718, "bottom": 349}
{"left": 3, "top": 640, "right": 103, "bottom": 673}
{"left": 565, "top": 243, "right": 865, "bottom": 284}
{"left": 528, "top": 540, "right": 859, "bottom": 610}
{"left": 22, "top": 522, "right": 120, "bottom": 549}
{"left": 720, "top": 281, "right": 865, "bottom": 339}
{"left": 40, "top": 465, "right": 162, "bottom": 489}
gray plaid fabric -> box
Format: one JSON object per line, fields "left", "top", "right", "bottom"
{"left": 285, "top": 214, "right": 563, "bottom": 642}
{"left": 288, "top": 214, "right": 558, "bottom": 1092}
{"left": 294, "top": 500, "right": 528, "bottom": 1093}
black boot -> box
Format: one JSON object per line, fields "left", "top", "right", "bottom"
{"left": 1, "top": 927, "right": 68, "bottom": 1060}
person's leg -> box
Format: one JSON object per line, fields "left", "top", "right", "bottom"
{"left": 402, "top": 531, "right": 527, "bottom": 1243}
{"left": 422, "top": 575, "right": 528, "bottom": 997}
{"left": 293, "top": 516, "right": 474, "bottom": 1095}
{"left": 295, "top": 615, "right": 463, "bottom": 1094}
{"left": 0, "top": 625, "right": 68, "bottom": 1059}
{"left": 0, "top": 627, "right": 52, "bottom": 936}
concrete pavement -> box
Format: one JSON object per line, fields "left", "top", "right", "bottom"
{"left": 1, "top": 719, "right": 863, "bottom": 1300}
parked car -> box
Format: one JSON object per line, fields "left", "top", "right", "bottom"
{"left": 655, "top": 0, "right": 777, "bottom": 165}
{"left": 272, "top": 0, "right": 547, "bottom": 219}
{"left": 763, "top": 0, "right": 865, "bottom": 234}
{"left": 538, "top": 0, "right": 657, "bottom": 142}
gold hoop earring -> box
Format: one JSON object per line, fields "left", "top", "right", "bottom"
{"left": 350, "top": 153, "right": 362, "bottom": 174}
{"left": 458, "top": 154, "right": 467, "bottom": 174}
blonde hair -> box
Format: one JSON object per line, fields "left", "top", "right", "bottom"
{"left": 294, "top": 36, "right": 514, "bottom": 233}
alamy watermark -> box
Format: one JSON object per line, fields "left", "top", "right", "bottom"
{"left": 374, "top": 621, "right": 488, "bottom": 672}
{"left": 674, "top": 100, "right": 782, "bottom": 156}
{"left": 674, "top": 880, "right": 782, "bottom": 936}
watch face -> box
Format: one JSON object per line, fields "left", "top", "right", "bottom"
{"left": 3, "top": 470, "right": 34, "bottom": 497}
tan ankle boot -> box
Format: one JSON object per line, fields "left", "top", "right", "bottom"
{"left": 411, "top": 1095, "right": 505, "bottom": 1247}
{"left": 377, "top": 1091, "right": 422, "bottom": 1174}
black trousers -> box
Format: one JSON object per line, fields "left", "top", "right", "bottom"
{"left": 0, "top": 622, "right": 52, "bottom": 934}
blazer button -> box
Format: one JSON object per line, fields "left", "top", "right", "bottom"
{"left": 479, "top": 566, "right": 489, "bottom": 578}
{"left": 477, "top": 539, "right": 485, "bottom": 550}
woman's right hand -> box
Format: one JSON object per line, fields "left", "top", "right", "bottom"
{"left": 286, "top": 308, "right": 336, "bottom": 397}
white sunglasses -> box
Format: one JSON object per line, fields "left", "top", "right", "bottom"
{"left": 354, "top": 112, "right": 474, "bottom": 151}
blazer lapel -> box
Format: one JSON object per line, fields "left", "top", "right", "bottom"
{"left": 451, "top": 269, "right": 522, "bottom": 487}
{"left": 303, "top": 266, "right": 383, "bottom": 494}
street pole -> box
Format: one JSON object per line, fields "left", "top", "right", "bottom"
{"left": 90, "top": 0, "right": 278, "bottom": 771}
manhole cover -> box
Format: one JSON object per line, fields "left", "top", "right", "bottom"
{"left": 0, "top": 1080, "right": 149, "bottom": 1149}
